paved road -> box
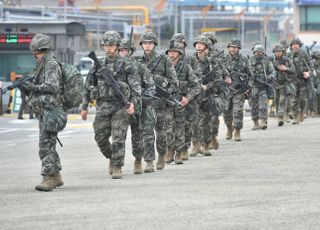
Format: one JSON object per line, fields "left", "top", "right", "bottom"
{"left": 0, "top": 114, "right": 320, "bottom": 230}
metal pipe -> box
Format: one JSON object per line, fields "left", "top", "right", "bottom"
{"left": 79, "top": 6, "right": 149, "bottom": 26}
{"left": 0, "top": 2, "right": 3, "bottom": 21}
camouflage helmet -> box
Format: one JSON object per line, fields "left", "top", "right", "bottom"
{"left": 139, "top": 31, "right": 158, "bottom": 46}
{"left": 193, "top": 35, "right": 210, "bottom": 48}
{"left": 202, "top": 31, "right": 218, "bottom": 44}
{"left": 272, "top": 43, "right": 285, "bottom": 53}
{"left": 165, "top": 40, "right": 184, "bottom": 55}
{"left": 119, "top": 38, "right": 136, "bottom": 52}
{"left": 253, "top": 45, "right": 265, "bottom": 54}
{"left": 280, "top": 39, "right": 289, "bottom": 48}
{"left": 227, "top": 38, "right": 241, "bottom": 49}
{"left": 102, "top": 30, "right": 121, "bottom": 46}
{"left": 29, "top": 33, "right": 51, "bottom": 51}
{"left": 251, "top": 41, "right": 262, "bottom": 51}
{"left": 170, "top": 33, "right": 188, "bottom": 47}
{"left": 312, "top": 51, "right": 320, "bottom": 59}
{"left": 290, "top": 37, "right": 303, "bottom": 47}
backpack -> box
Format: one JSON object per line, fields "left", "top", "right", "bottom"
{"left": 57, "top": 61, "right": 84, "bottom": 110}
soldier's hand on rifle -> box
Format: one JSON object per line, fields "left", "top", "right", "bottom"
{"left": 278, "top": 65, "right": 288, "bottom": 72}
{"left": 81, "top": 110, "right": 88, "bottom": 121}
{"left": 225, "top": 76, "right": 232, "bottom": 85}
{"left": 127, "top": 102, "right": 135, "bottom": 115}
{"left": 22, "top": 82, "right": 36, "bottom": 92}
{"left": 179, "top": 96, "right": 189, "bottom": 107}
{"left": 201, "top": 84, "right": 208, "bottom": 91}
{"left": 303, "top": 71, "right": 310, "bottom": 79}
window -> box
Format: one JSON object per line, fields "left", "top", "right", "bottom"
{"left": 300, "top": 6, "right": 320, "bottom": 31}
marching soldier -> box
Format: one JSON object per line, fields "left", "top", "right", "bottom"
{"left": 81, "top": 31, "right": 141, "bottom": 179}
{"left": 135, "top": 32, "right": 178, "bottom": 172}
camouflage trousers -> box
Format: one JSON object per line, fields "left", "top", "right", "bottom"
{"left": 292, "top": 82, "right": 307, "bottom": 118}
{"left": 93, "top": 108, "right": 129, "bottom": 167}
{"left": 275, "top": 87, "right": 287, "bottom": 118}
{"left": 141, "top": 106, "right": 157, "bottom": 162}
{"left": 191, "top": 99, "right": 202, "bottom": 144}
{"left": 143, "top": 105, "right": 167, "bottom": 162}
{"left": 184, "top": 100, "right": 198, "bottom": 150}
{"left": 250, "top": 87, "right": 268, "bottom": 120}
{"left": 129, "top": 114, "right": 143, "bottom": 160}
{"left": 223, "top": 93, "right": 245, "bottom": 129}
{"left": 211, "top": 115, "right": 220, "bottom": 137}
{"left": 38, "top": 121, "right": 62, "bottom": 176}
{"left": 199, "top": 109, "right": 214, "bottom": 145}
{"left": 167, "top": 107, "right": 186, "bottom": 153}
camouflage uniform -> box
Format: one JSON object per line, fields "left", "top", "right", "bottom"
{"left": 248, "top": 45, "right": 276, "bottom": 128}
{"left": 203, "top": 32, "right": 225, "bottom": 146}
{"left": 170, "top": 33, "right": 195, "bottom": 158}
{"left": 190, "top": 35, "right": 223, "bottom": 155}
{"left": 271, "top": 44, "right": 296, "bottom": 125}
{"left": 119, "top": 39, "right": 156, "bottom": 165}
{"left": 25, "top": 33, "right": 67, "bottom": 191}
{"left": 82, "top": 31, "right": 141, "bottom": 177}
{"left": 311, "top": 51, "right": 320, "bottom": 115}
{"left": 135, "top": 32, "right": 178, "bottom": 170}
{"left": 223, "top": 39, "right": 252, "bottom": 138}
{"left": 288, "top": 38, "right": 314, "bottom": 123}
{"left": 165, "top": 41, "right": 201, "bottom": 163}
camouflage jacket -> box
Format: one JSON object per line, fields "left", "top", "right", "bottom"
{"left": 271, "top": 55, "right": 296, "bottom": 86}
{"left": 131, "top": 58, "right": 156, "bottom": 107}
{"left": 174, "top": 57, "right": 201, "bottom": 101}
{"left": 135, "top": 50, "right": 178, "bottom": 106}
{"left": 82, "top": 54, "right": 141, "bottom": 115}
{"left": 289, "top": 49, "right": 314, "bottom": 82}
{"left": 209, "top": 48, "right": 228, "bottom": 79}
{"left": 28, "top": 53, "right": 63, "bottom": 115}
{"left": 248, "top": 56, "right": 276, "bottom": 88}
{"left": 189, "top": 52, "right": 223, "bottom": 96}
{"left": 313, "top": 59, "right": 320, "bottom": 88}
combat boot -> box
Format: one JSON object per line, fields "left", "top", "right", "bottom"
{"left": 278, "top": 117, "right": 284, "bottom": 126}
{"left": 226, "top": 124, "right": 233, "bottom": 140}
{"left": 292, "top": 116, "right": 300, "bottom": 125}
{"left": 234, "top": 129, "right": 242, "bottom": 141}
{"left": 181, "top": 151, "right": 189, "bottom": 160}
{"left": 165, "top": 149, "right": 175, "bottom": 163}
{"left": 35, "top": 175, "right": 55, "bottom": 192}
{"left": 52, "top": 172, "right": 64, "bottom": 188}
{"left": 112, "top": 166, "right": 123, "bottom": 179}
{"left": 174, "top": 152, "right": 184, "bottom": 164}
{"left": 189, "top": 142, "right": 201, "bottom": 157}
{"left": 144, "top": 161, "right": 154, "bottom": 173}
{"left": 156, "top": 154, "right": 165, "bottom": 170}
{"left": 201, "top": 143, "right": 212, "bottom": 156}
{"left": 252, "top": 119, "right": 259, "bottom": 130}
{"left": 133, "top": 159, "right": 143, "bottom": 174}
{"left": 299, "top": 112, "right": 304, "bottom": 122}
{"left": 211, "top": 136, "right": 219, "bottom": 150}
{"left": 260, "top": 119, "right": 267, "bottom": 130}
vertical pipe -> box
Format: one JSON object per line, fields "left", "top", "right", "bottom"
{"left": 174, "top": 0, "right": 178, "bottom": 34}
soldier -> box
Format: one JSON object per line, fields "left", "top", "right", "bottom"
{"left": 165, "top": 41, "right": 201, "bottom": 164}
{"left": 135, "top": 32, "right": 178, "bottom": 172}
{"left": 118, "top": 38, "right": 156, "bottom": 174}
{"left": 289, "top": 38, "right": 314, "bottom": 124}
{"left": 271, "top": 43, "right": 296, "bottom": 126}
{"left": 223, "top": 38, "right": 252, "bottom": 141}
{"left": 189, "top": 35, "right": 223, "bottom": 156}
{"left": 81, "top": 31, "right": 141, "bottom": 179}
{"left": 202, "top": 31, "right": 225, "bottom": 149}
{"left": 21, "top": 33, "right": 67, "bottom": 191}
{"left": 170, "top": 33, "right": 195, "bottom": 160}
{"left": 248, "top": 45, "right": 276, "bottom": 129}
{"left": 311, "top": 51, "right": 320, "bottom": 116}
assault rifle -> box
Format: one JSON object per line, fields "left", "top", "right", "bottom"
{"left": 88, "top": 51, "right": 131, "bottom": 109}
{"left": 1, "top": 74, "right": 35, "bottom": 94}
{"left": 227, "top": 72, "right": 251, "bottom": 98}
{"left": 155, "top": 83, "right": 198, "bottom": 114}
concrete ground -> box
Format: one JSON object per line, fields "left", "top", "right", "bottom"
{"left": 0, "top": 114, "right": 320, "bottom": 230}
